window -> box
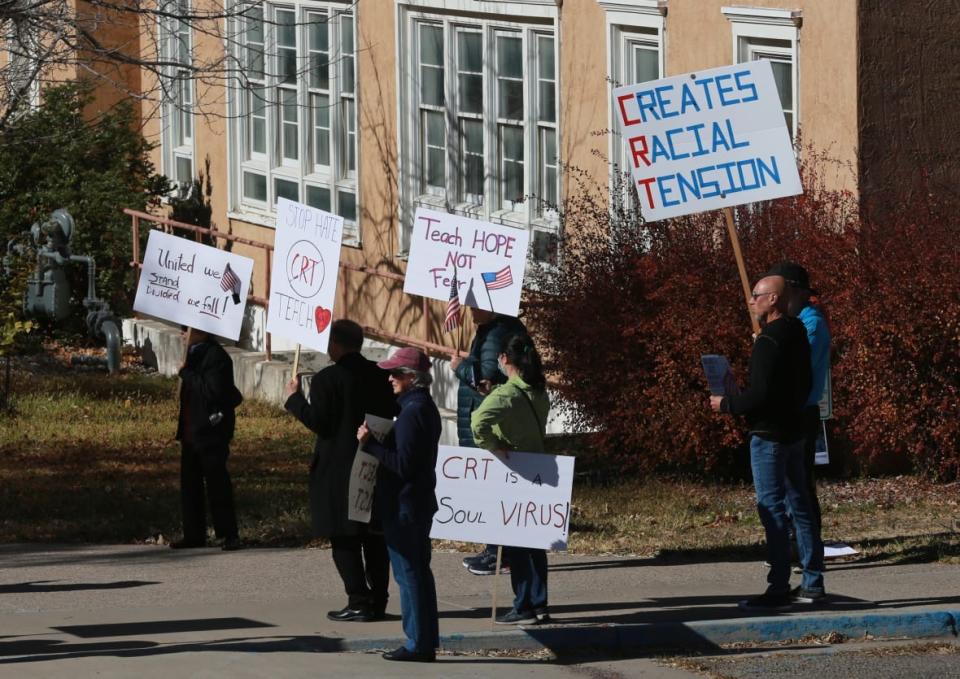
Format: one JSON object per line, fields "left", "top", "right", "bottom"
{"left": 722, "top": 6, "right": 801, "bottom": 140}
{"left": 159, "top": 0, "right": 195, "bottom": 190}
{"left": 604, "top": 1, "right": 665, "bottom": 211}
{"left": 399, "top": 7, "right": 559, "bottom": 260}
{"left": 233, "top": 2, "right": 358, "bottom": 235}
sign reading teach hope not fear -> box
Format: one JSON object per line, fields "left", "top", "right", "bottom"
{"left": 613, "top": 60, "right": 802, "bottom": 221}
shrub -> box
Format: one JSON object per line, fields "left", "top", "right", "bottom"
{"left": 0, "top": 83, "right": 168, "bottom": 317}
{"left": 528, "top": 154, "right": 960, "bottom": 478}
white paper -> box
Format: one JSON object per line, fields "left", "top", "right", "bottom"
{"left": 403, "top": 208, "right": 529, "bottom": 317}
{"left": 613, "top": 60, "right": 802, "bottom": 222}
{"left": 347, "top": 414, "right": 395, "bottom": 523}
{"left": 814, "top": 420, "right": 829, "bottom": 465}
{"left": 430, "top": 445, "right": 576, "bottom": 551}
{"left": 133, "top": 230, "right": 253, "bottom": 340}
{"left": 266, "top": 198, "right": 345, "bottom": 353}
{"left": 824, "top": 542, "right": 859, "bottom": 559}
{"left": 701, "top": 354, "right": 739, "bottom": 396}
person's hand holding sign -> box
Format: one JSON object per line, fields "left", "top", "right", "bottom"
{"left": 357, "top": 422, "right": 370, "bottom": 445}
{"left": 710, "top": 395, "right": 724, "bottom": 412}
{"left": 284, "top": 374, "right": 301, "bottom": 399}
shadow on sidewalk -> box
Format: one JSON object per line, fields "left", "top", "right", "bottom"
{"left": 0, "top": 580, "right": 159, "bottom": 594}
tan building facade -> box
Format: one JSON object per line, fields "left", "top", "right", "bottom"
{"left": 137, "top": 0, "right": 955, "bottom": 350}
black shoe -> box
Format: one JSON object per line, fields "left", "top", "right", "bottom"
{"left": 790, "top": 586, "right": 827, "bottom": 605}
{"left": 495, "top": 609, "right": 538, "bottom": 625}
{"left": 382, "top": 646, "right": 435, "bottom": 662}
{"left": 221, "top": 537, "right": 242, "bottom": 551}
{"left": 534, "top": 606, "right": 551, "bottom": 623}
{"left": 327, "top": 606, "right": 373, "bottom": 622}
{"left": 462, "top": 549, "right": 491, "bottom": 569}
{"left": 170, "top": 539, "right": 206, "bottom": 549}
{"left": 737, "top": 591, "right": 793, "bottom": 612}
{"left": 467, "top": 553, "right": 510, "bottom": 575}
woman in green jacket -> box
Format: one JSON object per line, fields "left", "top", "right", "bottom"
{"left": 470, "top": 334, "right": 551, "bottom": 625}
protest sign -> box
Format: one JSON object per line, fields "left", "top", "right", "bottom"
{"left": 134, "top": 230, "right": 253, "bottom": 340}
{"left": 403, "top": 208, "right": 529, "bottom": 317}
{"left": 818, "top": 367, "right": 833, "bottom": 420}
{"left": 613, "top": 59, "right": 802, "bottom": 222}
{"left": 701, "top": 354, "right": 740, "bottom": 397}
{"left": 267, "top": 198, "right": 345, "bottom": 354}
{"left": 430, "top": 445, "right": 575, "bottom": 551}
{"left": 815, "top": 420, "right": 829, "bottom": 466}
{"left": 347, "top": 414, "right": 394, "bottom": 523}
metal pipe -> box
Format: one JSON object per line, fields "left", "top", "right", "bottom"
{"left": 101, "top": 319, "right": 122, "bottom": 374}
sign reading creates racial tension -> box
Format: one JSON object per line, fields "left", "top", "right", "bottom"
{"left": 613, "top": 60, "right": 802, "bottom": 222}
{"left": 430, "top": 446, "right": 576, "bottom": 551}
{"left": 403, "top": 208, "right": 529, "bottom": 318}
{"left": 134, "top": 230, "right": 253, "bottom": 340}
{"left": 267, "top": 198, "right": 345, "bottom": 353}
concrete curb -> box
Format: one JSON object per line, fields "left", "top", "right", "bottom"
{"left": 333, "top": 609, "right": 960, "bottom": 654}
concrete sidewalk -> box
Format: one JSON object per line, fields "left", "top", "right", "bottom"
{"left": 2, "top": 543, "right": 958, "bottom": 667}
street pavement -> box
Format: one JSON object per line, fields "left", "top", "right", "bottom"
{"left": 1, "top": 543, "right": 958, "bottom": 677}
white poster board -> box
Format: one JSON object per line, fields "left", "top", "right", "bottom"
{"left": 134, "top": 230, "right": 253, "bottom": 340}
{"left": 613, "top": 60, "right": 802, "bottom": 222}
{"left": 266, "top": 198, "right": 345, "bottom": 353}
{"left": 347, "top": 414, "right": 394, "bottom": 523}
{"left": 430, "top": 445, "right": 575, "bottom": 551}
{"left": 403, "top": 208, "right": 529, "bottom": 317}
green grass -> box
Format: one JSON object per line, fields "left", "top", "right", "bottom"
{"left": 2, "top": 360, "right": 958, "bottom": 563}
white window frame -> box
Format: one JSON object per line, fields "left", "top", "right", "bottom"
{"left": 722, "top": 6, "right": 801, "bottom": 140}
{"left": 396, "top": 2, "right": 560, "bottom": 262}
{"left": 158, "top": 0, "right": 196, "bottom": 192}
{"left": 603, "top": 1, "right": 665, "bottom": 211}
{"left": 228, "top": 1, "right": 360, "bottom": 242}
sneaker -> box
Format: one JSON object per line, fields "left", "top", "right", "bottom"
{"left": 462, "top": 549, "right": 491, "bottom": 569}
{"left": 495, "top": 609, "right": 537, "bottom": 625}
{"left": 534, "top": 606, "right": 550, "bottom": 623}
{"left": 467, "top": 553, "right": 510, "bottom": 575}
{"left": 737, "top": 591, "right": 793, "bottom": 612}
{"left": 790, "top": 586, "right": 826, "bottom": 605}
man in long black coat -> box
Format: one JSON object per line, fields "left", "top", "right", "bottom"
{"left": 174, "top": 327, "right": 243, "bottom": 550}
{"left": 284, "top": 319, "right": 398, "bottom": 621}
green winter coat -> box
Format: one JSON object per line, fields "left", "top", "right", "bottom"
{"left": 470, "top": 375, "right": 550, "bottom": 454}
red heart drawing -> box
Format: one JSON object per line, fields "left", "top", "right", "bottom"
{"left": 314, "top": 306, "right": 332, "bottom": 334}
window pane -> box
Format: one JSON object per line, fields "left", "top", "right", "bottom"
{"left": 281, "top": 89, "right": 298, "bottom": 161}
{"left": 538, "top": 81, "right": 555, "bottom": 123}
{"left": 341, "top": 55, "right": 355, "bottom": 95}
{"left": 246, "top": 8, "right": 263, "bottom": 44}
{"left": 343, "top": 98, "right": 356, "bottom": 173}
{"left": 175, "top": 156, "right": 193, "bottom": 185}
{"left": 249, "top": 86, "right": 266, "bottom": 155}
{"left": 461, "top": 119, "right": 484, "bottom": 201}
{"left": 459, "top": 74, "right": 482, "bottom": 114}
{"left": 309, "top": 15, "right": 329, "bottom": 90}
{"left": 421, "top": 66, "right": 444, "bottom": 107}
{"left": 497, "top": 35, "right": 522, "bottom": 78}
{"left": 243, "top": 171, "right": 267, "bottom": 201}
{"left": 501, "top": 124, "right": 524, "bottom": 205}
{"left": 428, "top": 148, "right": 445, "bottom": 188}
{"left": 537, "top": 36, "right": 554, "bottom": 80}
{"left": 423, "top": 110, "right": 446, "bottom": 191}
{"left": 426, "top": 110, "right": 445, "bottom": 146}
{"left": 419, "top": 25, "right": 443, "bottom": 66}
{"left": 498, "top": 79, "right": 523, "bottom": 119}
{"left": 309, "top": 15, "right": 328, "bottom": 51}
{"left": 277, "top": 10, "right": 296, "bottom": 48}
{"left": 770, "top": 59, "right": 793, "bottom": 111}
{"left": 274, "top": 177, "right": 299, "bottom": 203}
{"left": 532, "top": 230, "right": 558, "bottom": 265}
{"left": 632, "top": 44, "right": 659, "bottom": 83}
{"left": 312, "top": 93, "right": 330, "bottom": 166}
{"left": 502, "top": 125, "right": 523, "bottom": 161}
{"left": 306, "top": 185, "right": 332, "bottom": 211}
{"left": 337, "top": 190, "right": 357, "bottom": 221}
{"left": 458, "top": 31, "right": 482, "bottom": 72}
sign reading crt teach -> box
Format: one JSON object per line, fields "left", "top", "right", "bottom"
{"left": 613, "top": 60, "right": 802, "bottom": 222}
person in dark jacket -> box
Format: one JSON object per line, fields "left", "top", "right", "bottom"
{"left": 284, "top": 320, "right": 398, "bottom": 622}
{"left": 710, "top": 275, "right": 823, "bottom": 612}
{"left": 358, "top": 347, "right": 442, "bottom": 663}
{"left": 451, "top": 309, "right": 526, "bottom": 574}
{"left": 174, "top": 327, "right": 243, "bottom": 551}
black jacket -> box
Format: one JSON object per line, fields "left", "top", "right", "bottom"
{"left": 454, "top": 315, "right": 527, "bottom": 446}
{"left": 176, "top": 338, "right": 242, "bottom": 449}
{"left": 363, "top": 387, "right": 442, "bottom": 525}
{"left": 284, "top": 352, "right": 398, "bottom": 538}
{"left": 721, "top": 316, "right": 812, "bottom": 443}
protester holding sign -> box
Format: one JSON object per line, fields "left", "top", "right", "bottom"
{"left": 452, "top": 309, "right": 527, "bottom": 576}
{"left": 357, "top": 347, "right": 442, "bottom": 663}
{"left": 471, "top": 334, "right": 551, "bottom": 625}
{"left": 283, "top": 320, "right": 397, "bottom": 623}
{"left": 173, "top": 327, "right": 243, "bottom": 551}
{"left": 709, "top": 275, "right": 823, "bottom": 611}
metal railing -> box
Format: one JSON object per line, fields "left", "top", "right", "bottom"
{"left": 126, "top": 209, "right": 465, "bottom": 361}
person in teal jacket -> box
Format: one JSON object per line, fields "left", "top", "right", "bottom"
{"left": 471, "top": 334, "right": 551, "bottom": 625}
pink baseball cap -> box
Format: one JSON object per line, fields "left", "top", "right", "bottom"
{"left": 377, "top": 347, "right": 431, "bottom": 372}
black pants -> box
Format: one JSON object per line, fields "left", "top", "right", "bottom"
{"left": 330, "top": 531, "right": 390, "bottom": 613}
{"left": 180, "top": 442, "right": 238, "bottom": 543}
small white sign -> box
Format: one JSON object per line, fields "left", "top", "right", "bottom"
{"left": 701, "top": 354, "right": 740, "bottom": 397}
{"left": 430, "top": 445, "right": 575, "bottom": 551}
{"left": 403, "top": 208, "right": 529, "bottom": 317}
{"left": 266, "top": 198, "right": 345, "bottom": 353}
{"left": 134, "top": 230, "right": 253, "bottom": 340}
{"left": 347, "top": 414, "right": 395, "bottom": 523}
{"left": 613, "top": 60, "right": 802, "bottom": 221}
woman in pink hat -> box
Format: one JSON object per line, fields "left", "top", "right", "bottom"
{"left": 357, "top": 346, "right": 442, "bottom": 662}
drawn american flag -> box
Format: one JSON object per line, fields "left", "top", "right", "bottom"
{"left": 444, "top": 270, "right": 461, "bottom": 332}
{"left": 481, "top": 266, "right": 513, "bottom": 291}
{"left": 220, "top": 262, "right": 242, "bottom": 304}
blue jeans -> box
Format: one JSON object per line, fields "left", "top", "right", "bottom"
{"left": 503, "top": 546, "right": 548, "bottom": 613}
{"left": 382, "top": 516, "right": 439, "bottom": 653}
{"left": 750, "top": 435, "right": 825, "bottom": 593}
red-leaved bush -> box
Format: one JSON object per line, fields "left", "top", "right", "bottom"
{"left": 527, "top": 154, "right": 960, "bottom": 478}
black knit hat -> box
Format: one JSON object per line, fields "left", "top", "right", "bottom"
{"left": 766, "top": 261, "right": 817, "bottom": 295}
